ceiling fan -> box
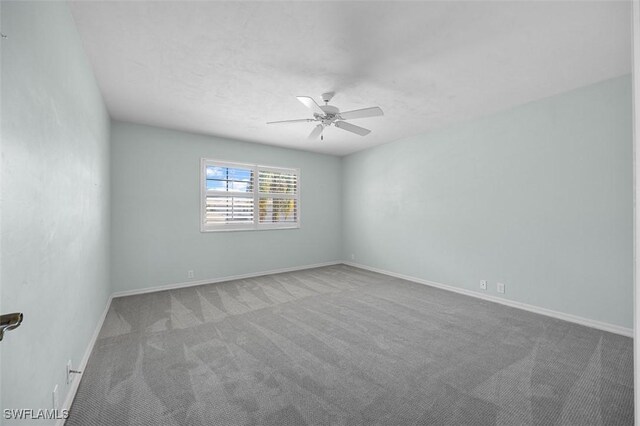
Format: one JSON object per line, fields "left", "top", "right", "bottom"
{"left": 267, "top": 92, "right": 383, "bottom": 140}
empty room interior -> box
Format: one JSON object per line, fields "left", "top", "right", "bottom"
{"left": 1, "top": 1, "right": 638, "bottom": 425}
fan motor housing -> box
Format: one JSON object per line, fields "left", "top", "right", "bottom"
{"left": 320, "top": 105, "right": 339, "bottom": 115}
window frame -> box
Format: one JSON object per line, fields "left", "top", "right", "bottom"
{"left": 200, "top": 159, "right": 301, "bottom": 232}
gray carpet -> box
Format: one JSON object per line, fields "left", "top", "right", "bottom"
{"left": 67, "top": 265, "right": 633, "bottom": 425}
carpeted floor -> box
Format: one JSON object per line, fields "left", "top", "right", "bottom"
{"left": 67, "top": 265, "right": 633, "bottom": 425}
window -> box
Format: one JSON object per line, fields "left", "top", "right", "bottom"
{"left": 201, "top": 159, "right": 300, "bottom": 232}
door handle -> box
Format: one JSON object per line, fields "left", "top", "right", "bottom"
{"left": 0, "top": 313, "right": 23, "bottom": 341}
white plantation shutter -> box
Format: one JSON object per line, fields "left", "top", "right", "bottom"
{"left": 202, "top": 161, "right": 255, "bottom": 230}
{"left": 201, "top": 159, "right": 300, "bottom": 231}
{"left": 258, "top": 168, "right": 298, "bottom": 226}
{"left": 204, "top": 196, "right": 254, "bottom": 225}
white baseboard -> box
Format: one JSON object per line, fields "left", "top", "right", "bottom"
{"left": 56, "top": 260, "right": 340, "bottom": 424}
{"left": 58, "top": 294, "right": 114, "bottom": 426}
{"left": 343, "top": 261, "right": 633, "bottom": 337}
{"left": 56, "top": 258, "right": 630, "bottom": 425}
{"left": 111, "top": 261, "right": 342, "bottom": 298}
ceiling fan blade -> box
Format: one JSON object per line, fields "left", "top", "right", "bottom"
{"left": 339, "top": 106, "right": 384, "bottom": 120}
{"left": 267, "top": 118, "right": 315, "bottom": 124}
{"left": 335, "top": 121, "right": 371, "bottom": 136}
{"left": 308, "top": 124, "right": 324, "bottom": 140}
{"left": 297, "top": 96, "right": 325, "bottom": 116}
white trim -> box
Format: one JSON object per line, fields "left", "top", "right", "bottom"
{"left": 111, "top": 261, "right": 341, "bottom": 298}
{"left": 55, "top": 261, "right": 339, "bottom": 424}
{"left": 344, "top": 261, "right": 633, "bottom": 338}
{"left": 55, "top": 258, "right": 631, "bottom": 426}
{"left": 56, "top": 260, "right": 342, "bottom": 426}
{"left": 57, "top": 295, "right": 114, "bottom": 426}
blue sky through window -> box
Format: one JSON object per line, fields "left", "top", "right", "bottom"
{"left": 206, "top": 166, "right": 253, "bottom": 192}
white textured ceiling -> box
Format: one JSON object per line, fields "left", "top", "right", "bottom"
{"left": 69, "top": 1, "right": 631, "bottom": 156}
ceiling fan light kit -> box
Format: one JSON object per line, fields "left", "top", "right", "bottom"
{"left": 267, "top": 93, "right": 384, "bottom": 141}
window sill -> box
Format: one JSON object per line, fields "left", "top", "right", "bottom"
{"left": 200, "top": 225, "right": 301, "bottom": 233}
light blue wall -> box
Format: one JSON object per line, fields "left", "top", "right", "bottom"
{"left": 110, "top": 122, "right": 342, "bottom": 293}
{"left": 1, "top": 1, "right": 111, "bottom": 421}
{"left": 342, "top": 75, "right": 633, "bottom": 328}
{"left": 0, "top": 7, "right": 632, "bottom": 423}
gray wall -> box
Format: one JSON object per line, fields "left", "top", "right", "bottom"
{"left": 110, "top": 122, "right": 342, "bottom": 293}
{"left": 342, "top": 75, "right": 633, "bottom": 328}
{"left": 1, "top": 0, "right": 111, "bottom": 420}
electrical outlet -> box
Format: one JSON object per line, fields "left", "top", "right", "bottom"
{"left": 350, "top": 254, "right": 355, "bottom": 260}
{"left": 497, "top": 282, "right": 505, "bottom": 294}
{"left": 52, "top": 385, "right": 58, "bottom": 409}
{"left": 187, "top": 270, "right": 194, "bottom": 278}
{"left": 480, "top": 280, "right": 487, "bottom": 290}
